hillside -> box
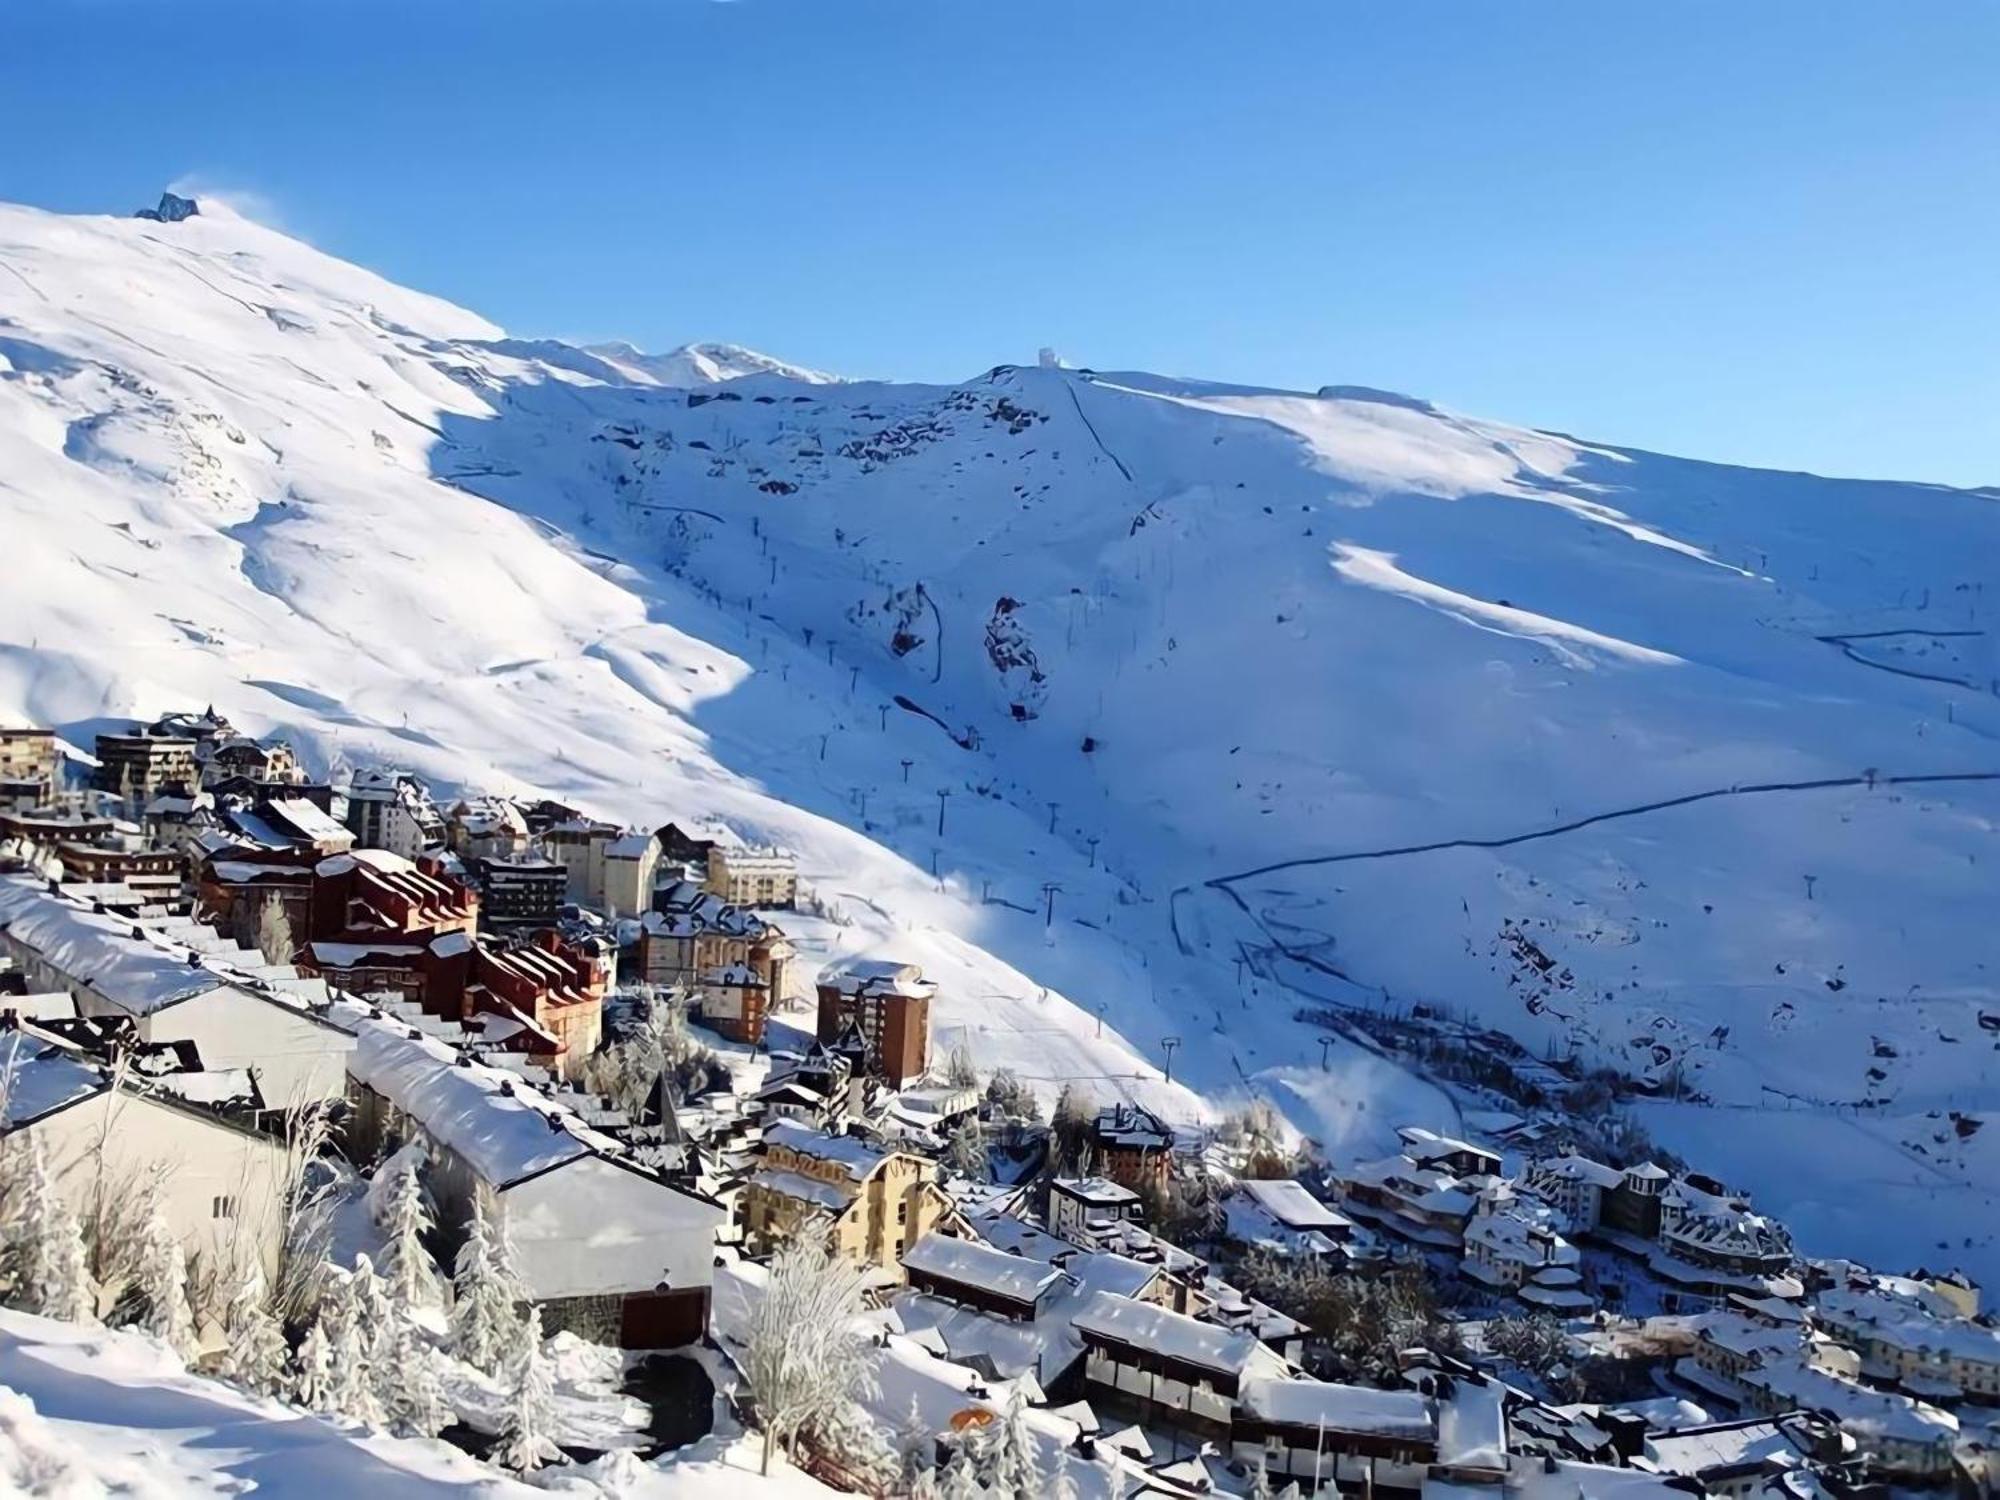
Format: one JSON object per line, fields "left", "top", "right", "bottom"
{"left": 2, "top": 199, "right": 1995, "bottom": 1280}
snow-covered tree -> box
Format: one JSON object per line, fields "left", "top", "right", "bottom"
{"left": 254, "top": 892, "right": 294, "bottom": 966}
{"left": 498, "top": 1304, "right": 562, "bottom": 1472}
{"left": 375, "top": 1154, "right": 440, "bottom": 1310}
{"left": 219, "top": 1266, "right": 287, "bottom": 1395}
{"left": 1276, "top": 1482, "right": 1304, "bottom": 1500}
{"left": 944, "top": 1114, "right": 988, "bottom": 1181}
{"left": 45, "top": 1200, "right": 97, "bottom": 1324}
{"left": 939, "top": 1446, "right": 985, "bottom": 1500}
{"left": 135, "top": 1208, "right": 198, "bottom": 1360}
{"left": 1248, "top": 1456, "right": 1275, "bottom": 1500}
{"left": 980, "top": 1389, "right": 1042, "bottom": 1500}
{"left": 450, "top": 1196, "right": 524, "bottom": 1374}
{"left": 744, "top": 1232, "right": 877, "bottom": 1475}
{"left": 290, "top": 1317, "right": 335, "bottom": 1410}
{"left": 323, "top": 1266, "right": 383, "bottom": 1424}
{"left": 386, "top": 1314, "right": 450, "bottom": 1438}
{"left": 0, "top": 1135, "right": 95, "bottom": 1323}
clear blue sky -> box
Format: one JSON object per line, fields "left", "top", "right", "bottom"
{"left": 4, "top": 1, "right": 1995, "bottom": 486}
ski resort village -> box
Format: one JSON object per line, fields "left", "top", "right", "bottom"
{"left": 2, "top": 704, "right": 1997, "bottom": 1498}
{"left": 0, "top": 178, "right": 1997, "bottom": 1500}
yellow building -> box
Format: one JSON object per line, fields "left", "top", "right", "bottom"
{"left": 742, "top": 1120, "right": 960, "bottom": 1278}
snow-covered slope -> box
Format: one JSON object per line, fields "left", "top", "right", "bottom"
{"left": 3, "top": 200, "right": 1996, "bottom": 1278}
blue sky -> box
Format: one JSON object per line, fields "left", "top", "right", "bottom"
{"left": 3, "top": 1, "right": 1995, "bottom": 487}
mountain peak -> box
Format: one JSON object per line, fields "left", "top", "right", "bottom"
{"left": 581, "top": 339, "right": 842, "bottom": 388}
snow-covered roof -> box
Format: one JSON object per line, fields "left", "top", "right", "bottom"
{"left": 1053, "top": 1175, "right": 1141, "bottom": 1207}
{"left": 748, "top": 1166, "right": 855, "bottom": 1213}
{"left": 817, "top": 956, "right": 933, "bottom": 997}
{"left": 0, "top": 1032, "right": 109, "bottom": 1128}
{"left": 1239, "top": 1177, "right": 1353, "bottom": 1230}
{"left": 1437, "top": 1380, "right": 1507, "bottom": 1471}
{"left": 339, "top": 1004, "right": 621, "bottom": 1186}
{"left": 262, "top": 796, "right": 350, "bottom": 844}
{"left": 1071, "top": 1295, "right": 1284, "bottom": 1380}
{"left": 1644, "top": 1419, "right": 1807, "bottom": 1479}
{"left": 1815, "top": 1284, "right": 2000, "bottom": 1368}
{"left": 1239, "top": 1377, "right": 1435, "bottom": 1438}
{"left": 902, "top": 1233, "right": 1066, "bottom": 1308}
{"left": 764, "top": 1119, "right": 888, "bottom": 1180}
{"left": 0, "top": 875, "right": 225, "bottom": 1014}
{"left": 604, "top": 833, "right": 655, "bottom": 859}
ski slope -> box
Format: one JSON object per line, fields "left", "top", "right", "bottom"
{"left": 2, "top": 198, "right": 1996, "bottom": 1278}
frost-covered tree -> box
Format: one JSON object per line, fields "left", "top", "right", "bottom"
{"left": 498, "top": 1304, "right": 562, "bottom": 1472}
{"left": 386, "top": 1315, "right": 451, "bottom": 1438}
{"left": 983, "top": 1069, "right": 1040, "bottom": 1122}
{"left": 450, "top": 1196, "right": 524, "bottom": 1374}
{"left": 376, "top": 1155, "right": 440, "bottom": 1311}
{"left": 135, "top": 1208, "right": 198, "bottom": 1360}
{"left": 1248, "top": 1456, "right": 1275, "bottom": 1500}
{"left": 939, "top": 1446, "right": 985, "bottom": 1500}
{"left": 324, "top": 1266, "right": 384, "bottom": 1424}
{"left": 1276, "top": 1482, "right": 1304, "bottom": 1500}
{"left": 980, "top": 1389, "right": 1042, "bottom": 1500}
{"left": 219, "top": 1266, "right": 287, "bottom": 1395}
{"left": 290, "top": 1316, "right": 335, "bottom": 1410}
{"left": 745, "top": 1233, "right": 877, "bottom": 1475}
{"left": 0, "top": 1135, "right": 95, "bottom": 1323}
{"left": 944, "top": 1114, "right": 988, "bottom": 1181}
{"left": 45, "top": 1200, "right": 97, "bottom": 1324}
{"left": 254, "top": 892, "right": 294, "bottom": 966}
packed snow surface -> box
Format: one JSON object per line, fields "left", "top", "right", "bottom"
{"left": 3, "top": 200, "right": 1997, "bottom": 1278}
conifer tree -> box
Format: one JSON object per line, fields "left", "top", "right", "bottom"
{"left": 498, "top": 1304, "right": 562, "bottom": 1472}
{"left": 981, "top": 1389, "right": 1042, "bottom": 1499}
{"left": 450, "top": 1196, "right": 524, "bottom": 1374}
{"left": 377, "top": 1158, "right": 440, "bottom": 1310}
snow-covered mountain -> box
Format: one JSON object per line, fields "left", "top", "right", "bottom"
{"left": 3, "top": 199, "right": 1996, "bottom": 1280}
{"left": 581, "top": 340, "right": 842, "bottom": 387}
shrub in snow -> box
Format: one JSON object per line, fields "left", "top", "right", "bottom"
{"left": 744, "top": 1232, "right": 877, "bottom": 1476}
{"left": 134, "top": 1208, "right": 198, "bottom": 1361}
{"left": 450, "top": 1196, "right": 525, "bottom": 1375}
{"left": 375, "top": 1153, "right": 441, "bottom": 1311}
{"left": 498, "top": 1304, "right": 563, "bottom": 1473}
{"left": 219, "top": 1266, "right": 288, "bottom": 1396}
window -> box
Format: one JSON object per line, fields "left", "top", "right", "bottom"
{"left": 212, "top": 1195, "right": 237, "bottom": 1219}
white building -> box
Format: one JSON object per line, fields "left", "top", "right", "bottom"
{"left": 340, "top": 1007, "right": 726, "bottom": 1347}
{"left": 1048, "top": 1175, "right": 1144, "bottom": 1248}
{"left": 343, "top": 768, "right": 444, "bottom": 861}
{"left": 704, "top": 843, "right": 797, "bottom": 910}
{"left": 601, "top": 832, "right": 660, "bottom": 919}
{"left": 0, "top": 875, "right": 354, "bottom": 1107}
{"left": 0, "top": 1028, "right": 291, "bottom": 1313}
